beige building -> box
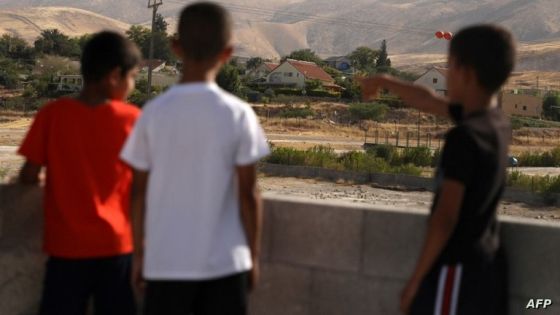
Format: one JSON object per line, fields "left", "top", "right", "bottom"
{"left": 500, "top": 93, "right": 542, "bottom": 118}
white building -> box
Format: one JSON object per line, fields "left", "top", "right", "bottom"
{"left": 414, "top": 67, "right": 447, "bottom": 96}
{"left": 56, "top": 74, "right": 83, "bottom": 92}
{"left": 267, "top": 59, "right": 341, "bottom": 92}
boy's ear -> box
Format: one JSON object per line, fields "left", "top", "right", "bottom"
{"left": 219, "top": 45, "right": 234, "bottom": 64}
{"left": 107, "top": 67, "right": 122, "bottom": 87}
{"left": 171, "top": 38, "right": 184, "bottom": 59}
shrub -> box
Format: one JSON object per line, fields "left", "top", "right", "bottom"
{"left": 517, "top": 147, "right": 560, "bottom": 167}
{"left": 266, "top": 145, "right": 422, "bottom": 176}
{"left": 307, "top": 90, "right": 340, "bottom": 98}
{"left": 349, "top": 103, "right": 388, "bottom": 121}
{"left": 507, "top": 171, "right": 560, "bottom": 194}
{"left": 399, "top": 147, "right": 432, "bottom": 167}
{"left": 366, "top": 144, "right": 396, "bottom": 161}
{"left": 266, "top": 147, "right": 307, "bottom": 165}
{"left": 278, "top": 105, "right": 314, "bottom": 118}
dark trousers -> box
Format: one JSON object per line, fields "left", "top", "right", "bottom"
{"left": 144, "top": 272, "right": 249, "bottom": 315}
{"left": 410, "top": 250, "right": 508, "bottom": 315}
{"left": 39, "top": 254, "right": 136, "bottom": 315}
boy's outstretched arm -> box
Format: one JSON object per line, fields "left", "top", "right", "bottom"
{"left": 361, "top": 75, "right": 450, "bottom": 118}
{"left": 400, "top": 179, "right": 464, "bottom": 314}
{"left": 19, "top": 161, "right": 42, "bottom": 185}
{"left": 130, "top": 169, "right": 149, "bottom": 294}
{"left": 237, "top": 164, "right": 263, "bottom": 292}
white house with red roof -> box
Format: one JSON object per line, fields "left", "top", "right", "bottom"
{"left": 246, "top": 62, "right": 279, "bottom": 81}
{"left": 414, "top": 66, "right": 448, "bottom": 96}
{"left": 267, "top": 59, "right": 341, "bottom": 92}
{"left": 140, "top": 59, "right": 167, "bottom": 73}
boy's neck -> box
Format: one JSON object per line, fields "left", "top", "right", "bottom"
{"left": 457, "top": 90, "right": 495, "bottom": 116}
{"left": 77, "top": 84, "right": 113, "bottom": 107}
{"left": 179, "top": 60, "right": 220, "bottom": 84}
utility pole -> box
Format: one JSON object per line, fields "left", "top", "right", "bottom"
{"left": 147, "top": 0, "right": 163, "bottom": 97}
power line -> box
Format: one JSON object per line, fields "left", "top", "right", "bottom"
{"left": 147, "top": 0, "right": 163, "bottom": 96}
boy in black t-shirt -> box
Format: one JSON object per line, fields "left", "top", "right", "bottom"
{"left": 361, "top": 25, "right": 514, "bottom": 315}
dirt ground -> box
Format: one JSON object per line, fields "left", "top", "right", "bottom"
{"left": 259, "top": 176, "right": 560, "bottom": 221}
{"left": 1, "top": 111, "right": 560, "bottom": 222}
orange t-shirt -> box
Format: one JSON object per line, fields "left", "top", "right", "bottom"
{"left": 18, "top": 98, "right": 140, "bottom": 258}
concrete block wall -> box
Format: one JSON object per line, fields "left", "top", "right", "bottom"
{"left": 1, "top": 185, "right": 559, "bottom": 315}
{"left": 252, "top": 194, "right": 560, "bottom": 315}
{"left": 0, "top": 185, "right": 44, "bottom": 315}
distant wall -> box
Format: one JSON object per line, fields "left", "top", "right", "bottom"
{"left": 259, "top": 163, "right": 560, "bottom": 206}
{"left": 1, "top": 185, "right": 559, "bottom": 315}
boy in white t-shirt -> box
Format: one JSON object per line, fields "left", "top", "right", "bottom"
{"left": 120, "top": 2, "right": 270, "bottom": 314}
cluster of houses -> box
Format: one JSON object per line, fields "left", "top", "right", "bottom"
{"left": 414, "top": 67, "right": 544, "bottom": 119}
{"left": 51, "top": 54, "right": 546, "bottom": 120}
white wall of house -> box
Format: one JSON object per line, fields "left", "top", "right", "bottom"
{"left": 267, "top": 62, "right": 304, "bottom": 88}
{"left": 414, "top": 69, "right": 447, "bottom": 96}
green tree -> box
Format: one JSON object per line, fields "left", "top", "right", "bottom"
{"left": 0, "top": 34, "right": 36, "bottom": 63}
{"left": 282, "top": 49, "right": 323, "bottom": 65}
{"left": 34, "top": 29, "right": 80, "bottom": 58}
{"left": 323, "top": 66, "right": 343, "bottom": 81}
{"left": 246, "top": 57, "right": 264, "bottom": 70}
{"left": 74, "top": 34, "right": 93, "bottom": 52}
{"left": 126, "top": 20, "right": 174, "bottom": 62}
{"left": 375, "top": 39, "right": 391, "bottom": 72}
{"left": 217, "top": 63, "right": 241, "bottom": 94}
{"left": 154, "top": 14, "right": 168, "bottom": 33}
{"left": 337, "top": 77, "right": 361, "bottom": 100}
{"left": 543, "top": 95, "right": 560, "bottom": 121}
{"left": 126, "top": 25, "right": 151, "bottom": 48}
{"left": 349, "top": 46, "right": 379, "bottom": 74}
{"left": 0, "top": 58, "right": 21, "bottom": 89}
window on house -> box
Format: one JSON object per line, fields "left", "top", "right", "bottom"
{"left": 523, "top": 106, "right": 527, "bottom": 111}
{"left": 284, "top": 72, "right": 293, "bottom": 77}
{"left": 433, "top": 78, "right": 438, "bottom": 84}
{"left": 515, "top": 104, "right": 518, "bottom": 109}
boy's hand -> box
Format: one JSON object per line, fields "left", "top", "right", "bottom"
{"left": 131, "top": 253, "right": 145, "bottom": 296}
{"left": 249, "top": 259, "right": 260, "bottom": 292}
{"left": 400, "top": 277, "right": 420, "bottom": 314}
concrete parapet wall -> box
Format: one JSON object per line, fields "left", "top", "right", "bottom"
{"left": 1, "top": 185, "right": 559, "bottom": 315}
{"left": 252, "top": 194, "right": 560, "bottom": 315}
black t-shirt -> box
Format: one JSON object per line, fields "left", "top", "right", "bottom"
{"left": 432, "top": 105, "right": 510, "bottom": 264}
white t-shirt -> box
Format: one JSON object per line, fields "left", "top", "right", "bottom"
{"left": 120, "top": 82, "right": 270, "bottom": 280}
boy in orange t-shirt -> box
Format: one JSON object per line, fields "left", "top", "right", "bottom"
{"left": 18, "top": 31, "right": 141, "bottom": 315}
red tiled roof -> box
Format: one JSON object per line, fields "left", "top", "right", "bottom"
{"left": 286, "top": 59, "right": 334, "bottom": 82}
{"left": 140, "top": 59, "right": 166, "bottom": 69}
{"left": 264, "top": 62, "right": 279, "bottom": 71}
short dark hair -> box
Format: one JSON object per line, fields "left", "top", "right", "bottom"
{"left": 449, "top": 25, "right": 515, "bottom": 93}
{"left": 177, "top": 2, "right": 232, "bottom": 61}
{"left": 81, "top": 31, "right": 141, "bottom": 83}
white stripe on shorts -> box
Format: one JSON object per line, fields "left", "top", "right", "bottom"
{"left": 450, "top": 264, "right": 463, "bottom": 315}
{"left": 434, "top": 265, "right": 448, "bottom": 315}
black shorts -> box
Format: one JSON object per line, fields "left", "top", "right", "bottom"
{"left": 144, "top": 272, "right": 249, "bottom": 315}
{"left": 39, "top": 254, "right": 136, "bottom": 315}
{"left": 410, "top": 252, "right": 508, "bottom": 315}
